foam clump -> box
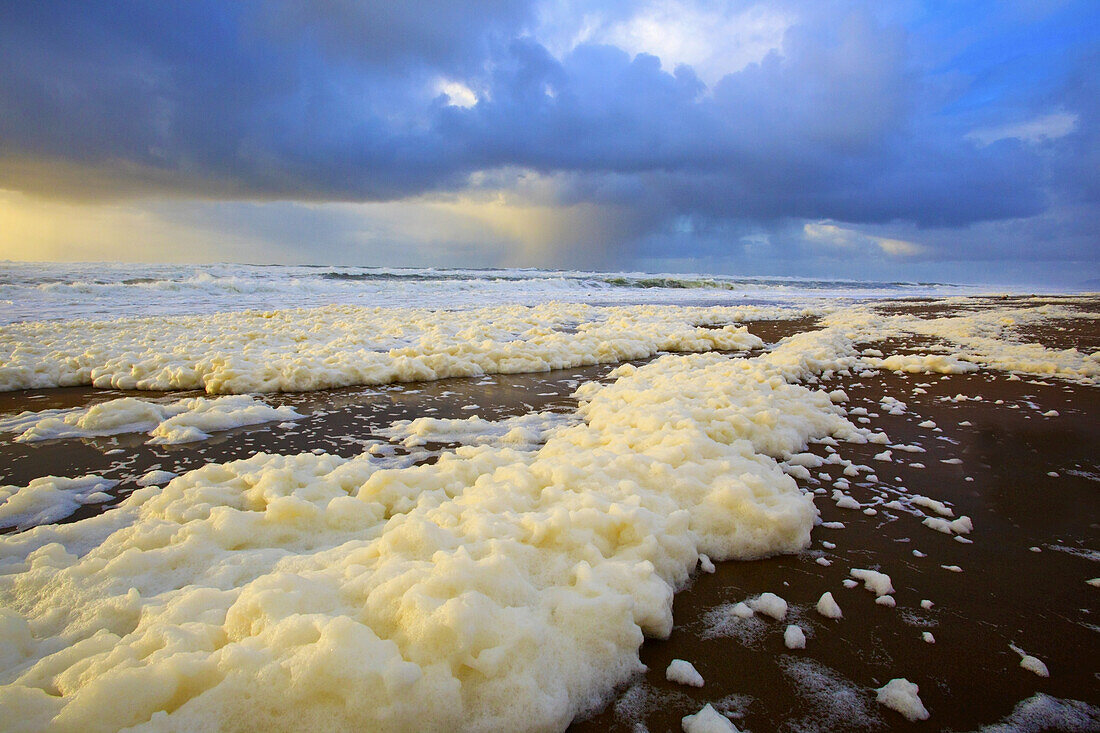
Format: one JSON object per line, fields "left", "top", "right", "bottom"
{"left": 784, "top": 624, "right": 807, "bottom": 649}
{"left": 816, "top": 591, "right": 843, "bottom": 619}
{"left": 911, "top": 495, "right": 953, "bottom": 517}
{"left": 1011, "top": 645, "right": 1050, "bottom": 677}
{"left": 136, "top": 470, "right": 178, "bottom": 487}
{"left": 850, "top": 568, "right": 895, "bottom": 597}
{"left": 682, "top": 703, "right": 740, "bottom": 732}
{"left": 0, "top": 474, "right": 118, "bottom": 530}
{"left": 867, "top": 354, "right": 978, "bottom": 375}
{"left": 922, "top": 516, "right": 973, "bottom": 535}
{"left": 731, "top": 602, "right": 754, "bottom": 619}
{"left": 832, "top": 491, "right": 861, "bottom": 510}
{"left": 0, "top": 395, "right": 301, "bottom": 444}
{"left": 666, "top": 659, "right": 705, "bottom": 687}
{"left": 876, "top": 678, "right": 930, "bottom": 721}
{"left": 749, "top": 592, "right": 788, "bottom": 620}
{"left": 379, "top": 411, "right": 577, "bottom": 449}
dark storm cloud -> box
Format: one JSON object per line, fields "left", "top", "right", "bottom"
{"left": 257, "top": 0, "right": 533, "bottom": 70}
{"left": 0, "top": 0, "right": 1096, "bottom": 256}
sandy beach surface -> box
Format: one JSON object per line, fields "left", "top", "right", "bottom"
{"left": 0, "top": 296, "right": 1097, "bottom": 732}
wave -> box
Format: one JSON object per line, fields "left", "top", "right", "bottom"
{"left": 0, "top": 262, "right": 975, "bottom": 325}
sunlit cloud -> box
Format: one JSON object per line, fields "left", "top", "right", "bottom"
{"left": 0, "top": 190, "right": 260, "bottom": 262}
{"left": 434, "top": 79, "right": 480, "bottom": 108}
{"left": 536, "top": 0, "right": 793, "bottom": 88}
{"left": 0, "top": 190, "right": 514, "bottom": 266}
{"left": 599, "top": 1, "right": 792, "bottom": 86}
{"left": 804, "top": 221, "right": 924, "bottom": 257}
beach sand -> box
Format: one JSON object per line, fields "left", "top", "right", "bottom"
{"left": 0, "top": 299, "right": 1096, "bottom": 731}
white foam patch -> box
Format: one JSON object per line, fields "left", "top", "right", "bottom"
{"left": 922, "top": 516, "right": 973, "bottom": 535}
{"left": 979, "top": 693, "right": 1100, "bottom": 732}
{"left": 749, "top": 592, "right": 788, "bottom": 620}
{"left": 869, "top": 354, "right": 979, "bottom": 375}
{"left": 0, "top": 303, "right": 765, "bottom": 393}
{"left": 731, "top": 602, "right": 754, "bottom": 619}
{"left": 816, "top": 592, "right": 843, "bottom": 619}
{"left": 832, "top": 491, "right": 861, "bottom": 510}
{"left": 911, "top": 495, "right": 954, "bottom": 517}
{"left": 778, "top": 657, "right": 882, "bottom": 731}
{"left": 1010, "top": 644, "right": 1050, "bottom": 677}
{"left": 0, "top": 395, "right": 302, "bottom": 444}
{"left": 136, "top": 470, "right": 178, "bottom": 487}
{"left": 666, "top": 659, "right": 705, "bottom": 687}
{"left": 842, "top": 302, "right": 1100, "bottom": 384}
{"left": 682, "top": 703, "right": 740, "bottom": 733}
{"left": 4, "top": 299, "right": 1095, "bottom": 400}
{"left": 0, "top": 340, "right": 855, "bottom": 731}
{"left": 0, "top": 475, "right": 118, "bottom": 531}
{"left": 378, "top": 411, "right": 578, "bottom": 449}
{"left": 876, "top": 678, "right": 930, "bottom": 721}
{"left": 850, "top": 568, "right": 895, "bottom": 596}
{"left": 612, "top": 680, "right": 748, "bottom": 733}
{"left": 784, "top": 624, "right": 807, "bottom": 649}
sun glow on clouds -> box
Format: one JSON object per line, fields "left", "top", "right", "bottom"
{"left": 804, "top": 221, "right": 924, "bottom": 257}
{"left": 535, "top": 0, "right": 792, "bottom": 87}
{"left": 0, "top": 190, "right": 259, "bottom": 262}
{"left": 431, "top": 192, "right": 646, "bottom": 268}
{"left": 597, "top": 1, "right": 792, "bottom": 86}
{"left": 434, "top": 79, "right": 479, "bottom": 108}
{"left": 0, "top": 190, "right": 510, "bottom": 267}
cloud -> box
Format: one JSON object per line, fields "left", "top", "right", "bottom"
{"left": 598, "top": 1, "right": 792, "bottom": 87}
{"left": 435, "top": 80, "right": 480, "bottom": 108}
{"left": 803, "top": 222, "right": 925, "bottom": 257}
{"left": 0, "top": 0, "right": 1096, "bottom": 282}
{"left": 256, "top": 0, "right": 534, "bottom": 71}
{"left": 967, "top": 111, "right": 1078, "bottom": 146}
{"left": 431, "top": 190, "right": 658, "bottom": 267}
{"left": 0, "top": 1, "right": 1045, "bottom": 225}
{"left": 0, "top": 190, "right": 269, "bottom": 263}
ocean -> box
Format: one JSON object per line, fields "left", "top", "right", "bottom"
{"left": 0, "top": 261, "right": 982, "bottom": 324}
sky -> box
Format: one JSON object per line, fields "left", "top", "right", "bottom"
{"left": 1, "top": 0, "right": 1098, "bottom": 286}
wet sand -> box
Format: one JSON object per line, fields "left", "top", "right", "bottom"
{"left": 572, "top": 361, "right": 1099, "bottom": 732}
{"left": 0, "top": 301, "right": 1097, "bottom": 730}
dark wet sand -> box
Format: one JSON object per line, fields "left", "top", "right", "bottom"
{"left": 572, "top": 362, "right": 1099, "bottom": 732}
{"left": 1, "top": 302, "right": 1097, "bottom": 731}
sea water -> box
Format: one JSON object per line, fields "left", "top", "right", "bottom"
{"left": 0, "top": 261, "right": 980, "bottom": 324}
